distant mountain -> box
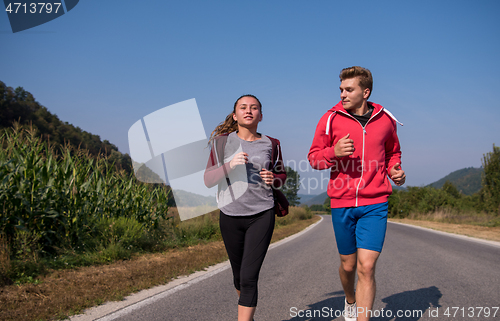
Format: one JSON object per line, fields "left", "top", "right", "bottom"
{"left": 297, "top": 193, "right": 319, "bottom": 204}
{"left": 302, "top": 192, "right": 328, "bottom": 206}
{"left": 171, "top": 189, "right": 217, "bottom": 207}
{"left": 300, "top": 185, "right": 404, "bottom": 206}
{"left": 392, "top": 185, "right": 406, "bottom": 191}
{"left": 427, "top": 167, "right": 483, "bottom": 195}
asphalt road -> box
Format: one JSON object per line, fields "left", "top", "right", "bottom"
{"left": 74, "top": 216, "right": 500, "bottom": 321}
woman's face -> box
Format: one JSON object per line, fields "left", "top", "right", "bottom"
{"left": 232, "top": 96, "right": 262, "bottom": 128}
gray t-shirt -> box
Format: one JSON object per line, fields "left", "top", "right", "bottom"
{"left": 218, "top": 132, "right": 274, "bottom": 216}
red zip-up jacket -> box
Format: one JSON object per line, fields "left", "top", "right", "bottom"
{"left": 308, "top": 101, "right": 402, "bottom": 208}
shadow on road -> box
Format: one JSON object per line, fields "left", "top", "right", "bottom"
{"left": 282, "top": 286, "right": 442, "bottom": 321}
{"left": 371, "top": 286, "right": 442, "bottom": 321}
{"left": 284, "top": 290, "right": 344, "bottom": 321}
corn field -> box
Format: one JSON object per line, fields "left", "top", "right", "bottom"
{"left": 0, "top": 125, "right": 170, "bottom": 256}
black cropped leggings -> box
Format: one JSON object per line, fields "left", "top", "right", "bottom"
{"left": 219, "top": 208, "right": 275, "bottom": 307}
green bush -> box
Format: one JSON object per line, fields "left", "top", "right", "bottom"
{"left": 309, "top": 204, "right": 328, "bottom": 212}
{"left": 88, "top": 217, "right": 144, "bottom": 250}
{"left": 95, "top": 242, "right": 132, "bottom": 263}
{"left": 165, "top": 210, "right": 221, "bottom": 247}
{"left": 388, "top": 185, "right": 476, "bottom": 218}
{"left": 482, "top": 144, "right": 500, "bottom": 214}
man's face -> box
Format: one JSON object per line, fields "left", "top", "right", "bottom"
{"left": 339, "top": 77, "right": 370, "bottom": 111}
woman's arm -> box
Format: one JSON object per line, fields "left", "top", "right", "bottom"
{"left": 204, "top": 145, "right": 232, "bottom": 188}
{"left": 204, "top": 136, "right": 248, "bottom": 188}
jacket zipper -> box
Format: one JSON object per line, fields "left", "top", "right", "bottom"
{"left": 337, "top": 108, "right": 384, "bottom": 207}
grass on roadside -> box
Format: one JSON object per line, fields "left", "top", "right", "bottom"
{"left": 387, "top": 206, "right": 500, "bottom": 242}
{"left": 389, "top": 218, "right": 500, "bottom": 243}
{"left": 0, "top": 207, "right": 319, "bottom": 321}
{"left": 397, "top": 209, "right": 500, "bottom": 227}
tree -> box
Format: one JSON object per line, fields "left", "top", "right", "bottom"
{"left": 442, "top": 180, "right": 460, "bottom": 198}
{"left": 481, "top": 144, "right": 500, "bottom": 214}
{"left": 14, "top": 86, "right": 28, "bottom": 101}
{"left": 323, "top": 195, "right": 331, "bottom": 212}
{"left": 279, "top": 166, "right": 300, "bottom": 206}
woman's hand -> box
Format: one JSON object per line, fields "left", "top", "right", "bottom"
{"left": 229, "top": 152, "right": 248, "bottom": 169}
{"left": 259, "top": 168, "right": 274, "bottom": 186}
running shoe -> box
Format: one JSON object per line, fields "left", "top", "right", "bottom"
{"left": 344, "top": 298, "right": 357, "bottom": 321}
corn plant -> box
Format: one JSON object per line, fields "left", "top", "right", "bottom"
{"left": 0, "top": 125, "right": 170, "bottom": 256}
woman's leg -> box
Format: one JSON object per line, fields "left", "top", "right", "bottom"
{"left": 238, "top": 208, "right": 275, "bottom": 310}
{"left": 238, "top": 305, "right": 256, "bottom": 321}
{"left": 220, "top": 209, "right": 275, "bottom": 320}
{"left": 219, "top": 211, "right": 245, "bottom": 294}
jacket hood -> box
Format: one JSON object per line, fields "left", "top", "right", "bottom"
{"left": 328, "top": 101, "right": 403, "bottom": 126}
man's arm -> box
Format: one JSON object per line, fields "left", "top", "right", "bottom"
{"left": 308, "top": 112, "right": 339, "bottom": 170}
{"left": 385, "top": 124, "right": 405, "bottom": 186}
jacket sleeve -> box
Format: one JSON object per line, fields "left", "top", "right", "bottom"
{"left": 203, "top": 139, "right": 232, "bottom": 188}
{"left": 272, "top": 140, "right": 287, "bottom": 188}
{"left": 308, "top": 112, "right": 339, "bottom": 170}
{"left": 385, "top": 122, "right": 402, "bottom": 175}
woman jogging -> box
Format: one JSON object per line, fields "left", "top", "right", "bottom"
{"left": 204, "top": 94, "right": 286, "bottom": 321}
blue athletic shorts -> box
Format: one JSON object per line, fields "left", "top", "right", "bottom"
{"left": 331, "top": 202, "right": 388, "bottom": 255}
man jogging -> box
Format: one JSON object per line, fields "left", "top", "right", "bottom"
{"left": 308, "top": 66, "right": 405, "bottom": 321}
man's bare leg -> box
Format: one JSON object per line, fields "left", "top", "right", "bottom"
{"left": 355, "top": 249, "right": 380, "bottom": 321}
{"left": 339, "top": 253, "right": 357, "bottom": 304}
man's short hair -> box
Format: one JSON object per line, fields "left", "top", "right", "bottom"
{"left": 339, "top": 66, "right": 373, "bottom": 98}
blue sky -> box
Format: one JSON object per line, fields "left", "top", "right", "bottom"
{"left": 1, "top": 0, "right": 499, "bottom": 194}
